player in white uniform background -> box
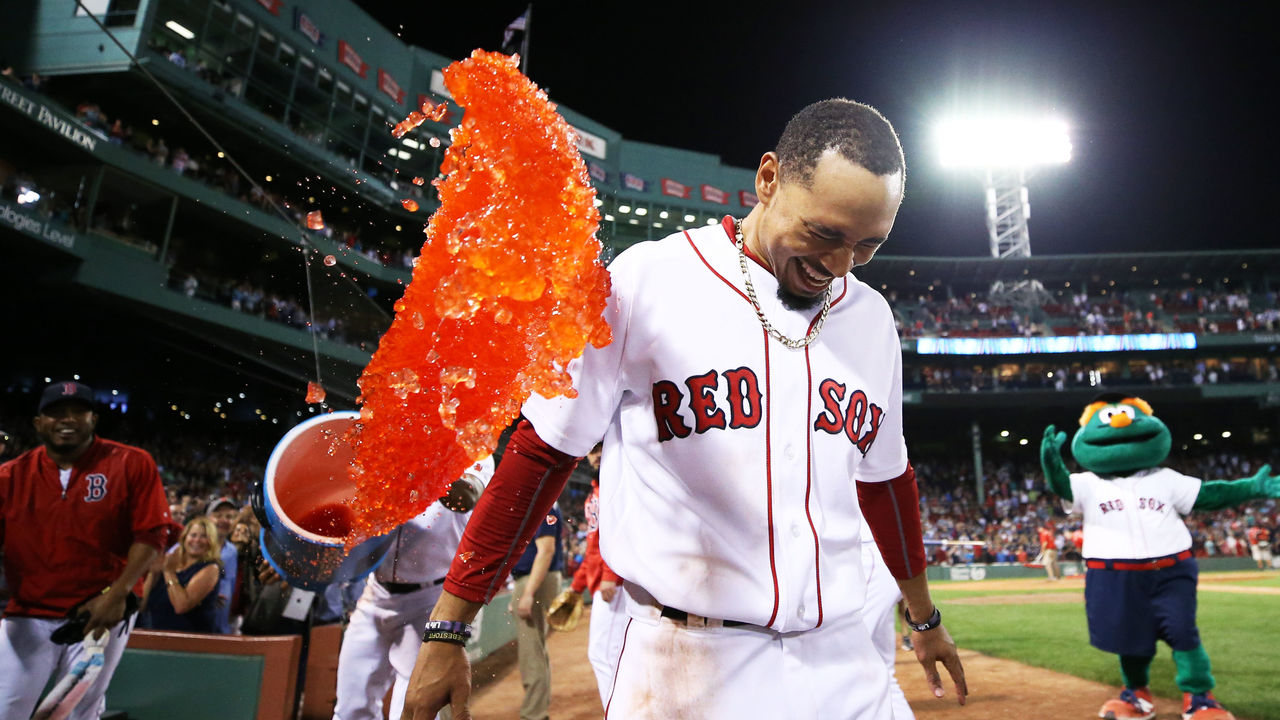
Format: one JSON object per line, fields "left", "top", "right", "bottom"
{"left": 332, "top": 456, "right": 493, "bottom": 720}
{"left": 401, "top": 98, "right": 967, "bottom": 720}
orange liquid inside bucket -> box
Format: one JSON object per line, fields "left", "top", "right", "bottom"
{"left": 296, "top": 503, "right": 355, "bottom": 537}
{"left": 271, "top": 414, "right": 359, "bottom": 541}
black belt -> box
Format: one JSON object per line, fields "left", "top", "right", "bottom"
{"left": 660, "top": 606, "right": 747, "bottom": 628}
{"left": 383, "top": 577, "right": 446, "bottom": 594}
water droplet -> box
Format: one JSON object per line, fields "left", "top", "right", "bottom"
{"left": 546, "top": 514, "right": 557, "bottom": 525}
{"left": 323, "top": 255, "right": 337, "bottom": 267}
{"left": 428, "top": 136, "right": 442, "bottom": 148}
{"left": 459, "top": 551, "right": 475, "bottom": 563}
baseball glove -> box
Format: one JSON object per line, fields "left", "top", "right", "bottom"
{"left": 546, "top": 589, "right": 584, "bottom": 632}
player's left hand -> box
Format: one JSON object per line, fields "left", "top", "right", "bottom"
{"left": 79, "top": 591, "right": 128, "bottom": 640}
{"left": 1249, "top": 464, "right": 1280, "bottom": 497}
{"left": 913, "top": 623, "right": 968, "bottom": 705}
{"left": 513, "top": 593, "right": 535, "bottom": 620}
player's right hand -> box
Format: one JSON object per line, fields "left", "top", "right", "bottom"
{"left": 912, "top": 622, "right": 968, "bottom": 706}
{"left": 599, "top": 580, "right": 618, "bottom": 602}
{"left": 401, "top": 640, "right": 473, "bottom": 720}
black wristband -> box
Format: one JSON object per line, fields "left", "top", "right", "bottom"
{"left": 423, "top": 630, "right": 469, "bottom": 646}
{"left": 905, "top": 606, "right": 942, "bottom": 632}
{"left": 422, "top": 619, "right": 472, "bottom": 645}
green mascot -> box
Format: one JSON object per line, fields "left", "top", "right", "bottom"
{"left": 1041, "top": 393, "right": 1279, "bottom": 720}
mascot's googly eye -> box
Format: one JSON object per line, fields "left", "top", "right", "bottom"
{"left": 1096, "top": 405, "right": 1136, "bottom": 425}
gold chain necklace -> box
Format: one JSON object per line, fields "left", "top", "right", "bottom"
{"left": 734, "top": 218, "right": 833, "bottom": 349}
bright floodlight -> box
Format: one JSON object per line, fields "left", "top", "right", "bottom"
{"left": 936, "top": 117, "right": 1071, "bottom": 168}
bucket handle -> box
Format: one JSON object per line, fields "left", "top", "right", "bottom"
{"left": 250, "top": 474, "right": 271, "bottom": 530}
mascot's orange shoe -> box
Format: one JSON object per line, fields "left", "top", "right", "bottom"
{"left": 1099, "top": 687, "right": 1156, "bottom": 720}
{"left": 1181, "top": 692, "right": 1236, "bottom": 720}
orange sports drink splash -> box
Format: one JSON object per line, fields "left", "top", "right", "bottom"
{"left": 344, "top": 50, "right": 612, "bottom": 545}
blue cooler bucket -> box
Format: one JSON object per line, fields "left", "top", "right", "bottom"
{"left": 254, "top": 411, "right": 392, "bottom": 591}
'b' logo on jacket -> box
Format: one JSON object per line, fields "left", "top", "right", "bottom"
{"left": 84, "top": 473, "right": 109, "bottom": 502}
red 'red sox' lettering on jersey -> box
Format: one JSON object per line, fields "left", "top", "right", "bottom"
{"left": 652, "top": 366, "right": 764, "bottom": 440}
{"left": 812, "top": 378, "right": 885, "bottom": 454}
{"left": 652, "top": 369, "right": 884, "bottom": 454}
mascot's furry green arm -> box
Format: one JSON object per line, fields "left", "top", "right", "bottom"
{"left": 1040, "top": 395, "right": 1280, "bottom": 509}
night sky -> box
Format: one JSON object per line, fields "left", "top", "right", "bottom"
{"left": 364, "top": 1, "right": 1278, "bottom": 258}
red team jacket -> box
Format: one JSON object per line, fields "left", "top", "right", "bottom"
{"left": 0, "top": 437, "right": 171, "bottom": 618}
{"left": 570, "top": 482, "right": 620, "bottom": 595}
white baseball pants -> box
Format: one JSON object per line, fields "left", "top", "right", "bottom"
{"left": 605, "top": 583, "right": 891, "bottom": 719}
{"left": 0, "top": 615, "right": 135, "bottom": 720}
{"left": 586, "top": 588, "right": 628, "bottom": 707}
{"left": 333, "top": 580, "right": 443, "bottom": 720}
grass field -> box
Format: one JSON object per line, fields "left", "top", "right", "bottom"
{"left": 932, "top": 576, "right": 1280, "bottom": 720}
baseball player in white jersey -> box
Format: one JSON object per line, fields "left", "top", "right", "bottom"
{"left": 333, "top": 456, "right": 493, "bottom": 720}
{"left": 401, "top": 99, "right": 967, "bottom": 720}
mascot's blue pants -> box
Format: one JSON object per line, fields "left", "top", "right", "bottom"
{"left": 1084, "top": 556, "right": 1200, "bottom": 655}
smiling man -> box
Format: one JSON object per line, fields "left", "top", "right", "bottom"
{"left": 402, "top": 99, "right": 966, "bottom": 720}
{"left": 0, "top": 381, "right": 171, "bottom": 720}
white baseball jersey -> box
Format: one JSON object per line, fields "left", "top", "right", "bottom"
{"left": 373, "top": 456, "right": 495, "bottom": 585}
{"left": 1066, "top": 467, "right": 1201, "bottom": 559}
{"left": 523, "top": 219, "right": 908, "bottom": 633}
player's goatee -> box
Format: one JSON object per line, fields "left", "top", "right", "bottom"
{"left": 778, "top": 286, "right": 825, "bottom": 312}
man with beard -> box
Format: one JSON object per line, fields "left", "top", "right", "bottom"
{"left": 0, "top": 381, "right": 171, "bottom": 719}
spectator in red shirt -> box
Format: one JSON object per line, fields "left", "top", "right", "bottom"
{"left": 0, "top": 381, "right": 171, "bottom": 719}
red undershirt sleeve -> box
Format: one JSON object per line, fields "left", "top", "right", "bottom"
{"left": 443, "top": 419, "right": 581, "bottom": 604}
{"left": 856, "top": 462, "right": 927, "bottom": 580}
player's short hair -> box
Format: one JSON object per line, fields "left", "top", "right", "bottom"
{"left": 776, "top": 99, "right": 905, "bottom": 187}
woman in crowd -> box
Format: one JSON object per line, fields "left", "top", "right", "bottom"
{"left": 140, "top": 516, "right": 222, "bottom": 632}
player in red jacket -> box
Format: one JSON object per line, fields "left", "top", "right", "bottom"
{"left": 0, "top": 381, "right": 171, "bottom": 719}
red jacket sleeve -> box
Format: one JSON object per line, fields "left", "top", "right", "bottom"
{"left": 856, "top": 463, "right": 927, "bottom": 580}
{"left": 571, "top": 532, "right": 600, "bottom": 594}
{"left": 128, "top": 449, "right": 172, "bottom": 552}
{"left": 443, "top": 419, "right": 581, "bottom": 603}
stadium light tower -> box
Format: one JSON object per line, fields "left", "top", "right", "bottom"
{"left": 935, "top": 115, "right": 1071, "bottom": 306}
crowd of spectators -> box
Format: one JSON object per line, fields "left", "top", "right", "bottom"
{"left": 892, "top": 283, "right": 1279, "bottom": 341}
{"left": 165, "top": 268, "right": 386, "bottom": 349}
{"left": 3, "top": 396, "right": 1275, "bottom": 638}
{"left": 909, "top": 357, "right": 1280, "bottom": 393}
{"left": 14, "top": 65, "right": 421, "bottom": 272}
